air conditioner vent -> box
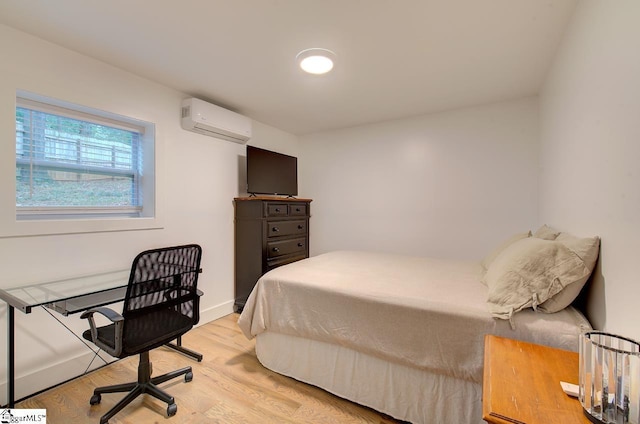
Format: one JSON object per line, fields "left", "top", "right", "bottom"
{"left": 180, "top": 98, "right": 251, "bottom": 144}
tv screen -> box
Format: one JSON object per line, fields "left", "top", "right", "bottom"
{"left": 246, "top": 146, "right": 298, "bottom": 196}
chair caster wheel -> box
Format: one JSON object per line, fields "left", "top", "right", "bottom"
{"left": 90, "top": 393, "right": 101, "bottom": 405}
{"left": 185, "top": 371, "right": 193, "bottom": 382}
{"left": 167, "top": 403, "right": 177, "bottom": 417}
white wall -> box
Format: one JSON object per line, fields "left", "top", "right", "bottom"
{"left": 300, "top": 97, "right": 539, "bottom": 260}
{"left": 6, "top": 0, "right": 638, "bottom": 401}
{"left": 539, "top": 1, "right": 640, "bottom": 335}
{"left": 0, "top": 24, "right": 298, "bottom": 401}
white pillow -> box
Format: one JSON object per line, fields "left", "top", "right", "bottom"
{"left": 481, "top": 231, "right": 531, "bottom": 272}
{"left": 533, "top": 224, "right": 560, "bottom": 240}
{"left": 485, "top": 237, "right": 590, "bottom": 322}
{"left": 537, "top": 233, "right": 600, "bottom": 313}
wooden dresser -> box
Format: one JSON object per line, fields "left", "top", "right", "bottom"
{"left": 234, "top": 196, "right": 312, "bottom": 312}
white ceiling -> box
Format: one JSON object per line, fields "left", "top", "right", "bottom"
{"left": 0, "top": 0, "right": 577, "bottom": 135}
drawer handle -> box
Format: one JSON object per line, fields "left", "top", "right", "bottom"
{"left": 272, "top": 247, "right": 280, "bottom": 252}
{"left": 297, "top": 225, "right": 303, "bottom": 230}
{"left": 272, "top": 227, "right": 280, "bottom": 232}
{"left": 295, "top": 208, "right": 301, "bottom": 212}
{"left": 275, "top": 208, "right": 281, "bottom": 212}
{"left": 297, "top": 243, "right": 303, "bottom": 247}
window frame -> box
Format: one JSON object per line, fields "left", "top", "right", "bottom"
{"left": 0, "top": 90, "right": 162, "bottom": 238}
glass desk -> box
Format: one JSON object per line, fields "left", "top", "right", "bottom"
{"left": 0, "top": 269, "right": 202, "bottom": 408}
{"left": 1, "top": 269, "right": 130, "bottom": 316}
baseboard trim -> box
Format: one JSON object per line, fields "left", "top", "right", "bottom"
{"left": 198, "top": 299, "right": 235, "bottom": 326}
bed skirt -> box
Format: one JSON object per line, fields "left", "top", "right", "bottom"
{"left": 256, "top": 332, "right": 485, "bottom": 424}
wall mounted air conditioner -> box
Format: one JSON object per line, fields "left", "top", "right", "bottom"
{"left": 181, "top": 98, "right": 252, "bottom": 143}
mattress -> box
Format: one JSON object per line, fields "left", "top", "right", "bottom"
{"left": 238, "top": 250, "right": 592, "bottom": 423}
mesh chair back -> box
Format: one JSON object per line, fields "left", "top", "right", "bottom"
{"left": 121, "top": 244, "right": 202, "bottom": 355}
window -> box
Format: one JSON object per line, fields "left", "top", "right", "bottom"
{"left": 15, "top": 93, "right": 155, "bottom": 220}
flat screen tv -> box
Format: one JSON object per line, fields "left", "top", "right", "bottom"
{"left": 246, "top": 146, "right": 298, "bottom": 196}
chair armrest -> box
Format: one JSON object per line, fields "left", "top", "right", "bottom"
{"left": 81, "top": 307, "right": 124, "bottom": 357}
{"left": 80, "top": 306, "right": 123, "bottom": 322}
{"left": 163, "top": 287, "right": 204, "bottom": 300}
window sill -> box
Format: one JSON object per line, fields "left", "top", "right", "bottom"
{"left": 0, "top": 215, "right": 164, "bottom": 238}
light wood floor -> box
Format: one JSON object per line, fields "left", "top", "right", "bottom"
{"left": 18, "top": 313, "right": 404, "bottom": 424}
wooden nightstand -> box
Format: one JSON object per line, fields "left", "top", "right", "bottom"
{"left": 482, "top": 335, "right": 591, "bottom": 424}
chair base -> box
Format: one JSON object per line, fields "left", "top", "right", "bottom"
{"left": 165, "top": 335, "right": 203, "bottom": 362}
{"left": 90, "top": 351, "right": 193, "bottom": 424}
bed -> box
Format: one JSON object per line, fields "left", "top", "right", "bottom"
{"left": 238, "top": 227, "right": 599, "bottom": 423}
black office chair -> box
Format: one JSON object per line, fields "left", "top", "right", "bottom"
{"left": 81, "top": 244, "right": 203, "bottom": 424}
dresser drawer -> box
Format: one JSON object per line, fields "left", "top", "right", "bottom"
{"left": 267, "top": 220, "right": 306, "bottom": 238}
{"left": 265, "top": 203, "right": 289, "bottom": 217}
{"left": 289, "top": 204, "right": 308, "bottom": 216}
{"left": 267, "top": 238, "right": 307, "bottom": 259}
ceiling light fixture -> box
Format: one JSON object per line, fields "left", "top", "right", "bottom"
{"left": 296, "top": 48, "right": 336, "bottom": 75}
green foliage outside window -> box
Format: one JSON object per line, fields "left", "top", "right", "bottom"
{"left": 16, "top": 107, "right": 140, "bottom": 209}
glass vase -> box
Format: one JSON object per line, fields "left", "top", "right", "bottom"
{"left": 580, "top": 331, "right": 640, "bottom": 424}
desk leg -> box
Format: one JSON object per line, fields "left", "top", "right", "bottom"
{"left": 7, "top": 305, "right": 15, "bottom": 408}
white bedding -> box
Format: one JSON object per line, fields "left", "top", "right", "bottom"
{"left": 238, "top": 250, "right": 592, "bottom": 422}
